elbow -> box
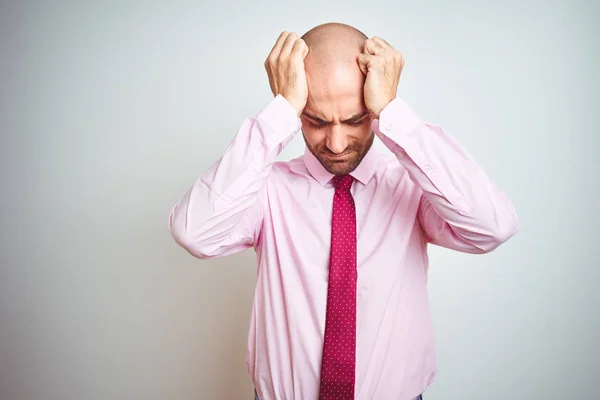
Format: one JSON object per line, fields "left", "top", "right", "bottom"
{"left": 490, "top": 219, "right": 519, "bottom": 252}
{"left": 168, "top": 209, "right": 214, "bottom": 260}
{"left": 476, "top": 211, "right": 519, "bottom": 254}
{"left": 171, "top": 231, "right": 212, "bottom": 259}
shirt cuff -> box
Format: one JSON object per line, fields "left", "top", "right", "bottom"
{"left": 255, "top": 94, "right": 301, "bottom": 149}
{"left": 371, "top": 97, "right": 423, "bottom": 152}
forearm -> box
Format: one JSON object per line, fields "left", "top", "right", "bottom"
{"left": 373, "top": 97, "right": 518, "bottom": 253}
{"left": 169, "top": 95, "right": 300, "bottom": 258}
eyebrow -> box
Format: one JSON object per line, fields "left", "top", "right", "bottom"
{"left": 302, "top": 111, "right": 369, "bottom": 124}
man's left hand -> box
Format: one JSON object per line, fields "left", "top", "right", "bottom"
{"left": 358, "top": 37, "right": 404, "bottom": 119}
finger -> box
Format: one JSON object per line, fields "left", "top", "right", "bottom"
{"left": 357, "top": 53, "right": 371, "bottom": 75}
{"left": 372, "top": 36, "right": 392, "bottom": 49}
{"left": 280, "top": 32, "right": 299, "bottom": 57}
{"left": 364, "top": 39, "right": 382, "bottom": 56}
{"left": 292, "top": 38, "right": 309, "bottom": 60}
{"left": 271, "top": 31, "right": 290, "bottom": 58}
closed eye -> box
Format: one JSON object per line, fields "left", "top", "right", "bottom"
{"left": 307, "top": 119, "right": 366, "bottom": 129}
{"left": 308, "top": 121, "right": 326, "bottom": 130}
{"left": 346, "top": 119, "right": 366, "bottom": 127}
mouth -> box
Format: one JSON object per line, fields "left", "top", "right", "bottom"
{"left": 324, "top": 152, "right": 351, "bottom": 160}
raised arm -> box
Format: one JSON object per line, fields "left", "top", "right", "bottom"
{"left": 169, "top": 32, "right": 310, "bottom": 259}
{"left": 169, "top": 96, "right": 300, "bottom": 258}
{"left": 359, "top": 36, "right": 518, "bottom": 254}
{"left": 373, "top": 98, "right": 518, "bottom": 253}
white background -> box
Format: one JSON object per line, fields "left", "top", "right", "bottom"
{"left": 1, "top": 0, "right": 598, "bottom": 399}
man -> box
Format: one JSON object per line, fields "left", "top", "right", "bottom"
{"left": 169, "top": 22, "right": 518, "bottom": 400}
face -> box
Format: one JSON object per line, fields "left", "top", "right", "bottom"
{"left": 301, "top": 63, "right": 374, "bottom": 176}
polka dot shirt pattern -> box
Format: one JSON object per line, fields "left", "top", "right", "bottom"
{"left": 319, "top": 174, "right": 357, "bottom": 400}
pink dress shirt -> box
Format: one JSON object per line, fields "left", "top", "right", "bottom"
{"left": 169, "top": 94, "right": 519, "bottom": 400}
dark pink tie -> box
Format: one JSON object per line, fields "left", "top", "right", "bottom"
{"left": 319, "top": 174, "right": 357, "bottom": 400}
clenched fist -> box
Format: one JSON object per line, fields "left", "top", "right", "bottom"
{"left": 264, "top": 32, "right": 310, "bottom": 116}
{"left": 358, "top": 37, "right": 404, "bottom": 119}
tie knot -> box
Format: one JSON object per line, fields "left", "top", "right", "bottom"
{"left": 333, "top": 174, "right": 354, "bottom": 191}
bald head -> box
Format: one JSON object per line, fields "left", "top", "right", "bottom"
{"left": 301, "top": 22, "right": 367, "bottom": 71}
{"left": 299, "top": 22, "right": 368, "bottom": 112}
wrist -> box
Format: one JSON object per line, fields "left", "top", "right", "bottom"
{"left": 280, "top": 93, "right": 305, "bottom": 117}
{"left": 371, "top": 98, "right": 395, "bottom": 119}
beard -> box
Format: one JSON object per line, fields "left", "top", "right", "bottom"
{"left": 304, "top": 131, "right": 374, "bottom": 175}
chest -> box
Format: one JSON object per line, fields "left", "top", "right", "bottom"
{"left": 260, "top": 175, "right": 423, "bottom": 262}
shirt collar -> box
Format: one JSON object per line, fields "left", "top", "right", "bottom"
{"left": 303, "top": 143, "right": 379, "bottom": 187}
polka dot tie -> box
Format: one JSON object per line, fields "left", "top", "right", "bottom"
{"left": 319, "top": 174, "right": 357, "bottom": 400}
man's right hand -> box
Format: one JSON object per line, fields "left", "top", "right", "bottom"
{"left": 264, "top": 32, "right": 309, "bottom": 117}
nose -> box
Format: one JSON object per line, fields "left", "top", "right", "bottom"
{"left": 325, "top": 124, "right": 349, "bottom": 154}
